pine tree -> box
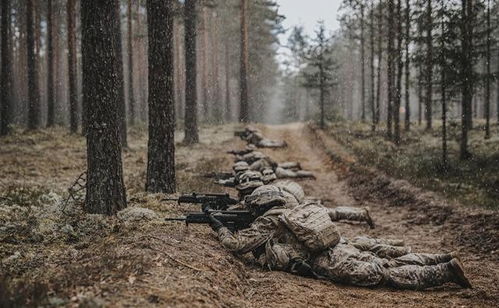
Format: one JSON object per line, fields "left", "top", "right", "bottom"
{"left": 183, "top": 0, "right": 199, "bottom": 144}
{"left": 239, "top": 0, "right": 249, "bottom": 122}
{"left": 67, "top": 0, "right": 78, "bottom": 133}
{"left": 27, "top": 0, "right": 41, "bottom": 130}
{"left": 146, "top": 0, "right": 176, "bottom": 193}
{"left": 47, "top": 0, "right": 55, "bottom": 127}
{"left": 81, "top": 0, "right": 127, "bottom": 215}
{"left": 128, "top": 0, "right": 136, "bottom": 126}
{"left": 0, "top": 0, "right": 12, "bottom": 136}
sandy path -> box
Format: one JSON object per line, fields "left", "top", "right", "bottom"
{"left": 252, "top": 122, "right": 499, "bottom": 307}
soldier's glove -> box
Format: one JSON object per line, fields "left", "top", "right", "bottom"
{"left": 208, "top": 214, "right": 224, "bottom": 232}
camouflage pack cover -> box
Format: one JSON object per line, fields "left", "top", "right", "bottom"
{"left": 280, "top": 204, "right": 340, "bottom": 252}
{"left": 233, "top": 161, "right": 249, "bottom": 173}
{"left": 274, "top": 180, "right": 305, "bottom": 203}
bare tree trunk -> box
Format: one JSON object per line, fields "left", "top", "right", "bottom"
{"left": 114, "top": 0, "right": 127, "bottom": 147}
{"left": 81, "top": 0, "right": 127, "bottom": 215}
{"left": 27, "top": 0, "right": 41, "bottom": 129}
{"left": 183, "top": 0, "right": 199, "bottom": 144}
{"left": 0, "top": 0, "right": 12, "bottom": 135}
{"left": 224, "top": 38, "right": 231, "bottom": 122}
{"left": 201, "top": 7, "right": 209, "bottom": 119}
{"left": 127, "top": 0, "right": 135, "bottom": 126}
{"left": 404, "top": 0, "right": 411, "bottom": 131}
{"left": 146, "top": 0, "right": 176, "bottom": 193}
{"left": 460, "top": 0, "right": 473, "bottom": 160}
{"left": 369, "top": 1, "right": 375, "bottom": 131}
{"left": 387, "top": 0, "right": 395, "bottom": 139}
{"left": 67, "top": 0, "right": 79, "bottom": 133}
{"left": 239, "top": 0, "right": 249, "bottom": 122}
{"left": 320, "top": 64, "right": 325, "bottom": 129}
{"left": 375, "top": 0, "right": 383, "bottom": 127}
{"left": 360, "top": 4, "right": 366, "bottom": 122}
{"left": 47, "top": 0, "right": 55, "bottom": 127}
{"left": 418, "top": 64, "right": 422, "bottom": 125}
{"left": 425, "top": 0, "right": 433, "bottom": 130}
{"left": 484, "top": 0, "right": 491, "bottom": 139}
{"left": 394, "top": 0, "right": 403, "bottom": 145}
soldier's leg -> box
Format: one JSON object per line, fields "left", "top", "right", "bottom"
{"left": 385, "top": 259, "right": 471, "bottom": 290}
{"left": 393, "top": 252, "right": 455, "bottom": 266}
{"left": 329, "top": 207, "right": 375, "bottom": 229}
{"left": 312, "top": 249, "right": 386, "bottom": 287}
{"left": 350, "top": 236, "right": 410, "bottom": 258}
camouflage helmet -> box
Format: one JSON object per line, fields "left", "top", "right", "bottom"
{"left": 244, "top": 185, "right": 286, "bottom": 214}
{"left": 233, "top": 161, "right": 250, "bottom": 173}
{"left": 235, "top": 170, "right": 264, "bottom": 192}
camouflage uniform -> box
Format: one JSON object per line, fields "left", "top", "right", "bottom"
{"left": 312, "top": 238, "right": 467, "bottom": 289}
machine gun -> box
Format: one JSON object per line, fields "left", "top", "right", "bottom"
{"left": 163, "top": 193, "right": 239, "bottom": 211}
{"left": 165, "top": 210, "right": 254, "bottom": 232}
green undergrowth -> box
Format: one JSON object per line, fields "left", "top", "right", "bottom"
{"left": 326, "top": 120, "right": 499, "bottom": 210}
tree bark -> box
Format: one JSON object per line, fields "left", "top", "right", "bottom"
{"left": 425, "top": 0, "right": 433, "bottom": 130}
{"left": 369, "top": 1, "right": 375, "bottom": 131}
{"left": 183, "top": 0, "right": 199, "bottom": 144}
{"left": 47, "top": 0, "right": 55, "bottom": 127}
{"left": 0, "top": 0, "right": 12, "bottom": 135}
{"left": 484, "top": 0, "right": 490, "bottom": 139}
{"left": 404, "top": 0, "right": 410, "bottom": 131}
{"left": 375, "top": 0, "right": 383, "bottom": 127}
{"left": 81, "top": 0, "right": 127, "bottom": 215}
{"left": 387, "top": 0, "right": 395, "bottom": 139}
{"left": 394, "top": 0, "right": 403, "bottom": 145}
{"left": 239, "top": 0, "right": 249, "bottom": 123}
{"left": 27, "top": 0, "right": 41, "bottom": 129}
{"left": 360, "top": 4, "right": 366, "bottom": 122}
{"left": 224, "top": 38, "right": 232, "bottom": 122}
{"left": 128, "top": 0, "right": 135, "bottom": 126}
{"left": 67, "top": 0, "right": 79, "bottom": 133}
{"left": 114, "top": 0, "right": 127, "bottom": 147}
{"left": 146, "top": 0, "right": 176, "bottom": 193}
{"left": 460, "top": 0, "right": 473, "bottom": 160}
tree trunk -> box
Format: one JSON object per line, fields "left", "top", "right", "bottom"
{"left": 320, "top": 64, "right": 325, "bottom": 129}
{"left": 425, "top": 0, "right": 433, "bottom": 130}
{"left": 67, "top": 0, "right": 78, "bottom": 133}
{"left": 369, "top": 1, "right": 375, "bottom": 131}
{"left": 47, "top": 0, "right": 55, "bottom": 127}
{"left": 183, "top": 0, "right": 199, "bottom": 144}
{"left": 128, "top": 0, "right": 135, "bottom": 126}
{"left": 360, "top": 4, "right": 366, "bottom": 122}
{"left": 440, "top": 14, "right": 447, "bottom": 167}
{"left": 404, "top": 0, "right": 410, "bottom": 131}
{"left": 394, "top": 0, "right": 403, "bottom": 145}
{"left": 224, "top": 38, "right": 231, "bottom": 122}
{"left": 484, "top": 0, "right": 490, "bottom": 139}
{"left": 114, "top": 0, "right": 127, "bottom": 147}
{"left": 201, "top": 7, "right": 209, "bottom": 119}
{"left": 81, "top": 0, "right": 127, "bottom": 215}
{"left": 146, "top": 0, "right": 176, "bottom": 193}
{"left": 460, "top": 0, "right": 473, "bottom": 160}
{"left": 239, "top": 0, "right": 249, "bottom": 123}
{"left": 418, "top": 64, "right": 422, "bottom": 125}
{"left": 387, "top": 0, "right": 395, "bottom": 139}
{"left": 0, "top": 0, "right": 12, "bottom": 135}
{"left": 375, "top": 0, "right": 383, "bottom": 127}
{"left": 27, "top": 0, "right": 41, "bottom": 130}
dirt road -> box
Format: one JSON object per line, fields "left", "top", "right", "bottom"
{"left": 1, "top": 124, "right": 498, "bottom": 307}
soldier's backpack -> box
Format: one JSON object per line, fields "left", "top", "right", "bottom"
{"left": 280, "top": 203, "right": 340, "bottom": 252}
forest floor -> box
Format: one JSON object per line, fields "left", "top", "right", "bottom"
{"left": 0, "top": 123, "right": 498, "bottom": 307}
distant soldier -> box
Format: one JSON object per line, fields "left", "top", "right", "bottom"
{"left": 209, "top": 187, "right": 471, "bottom": 290}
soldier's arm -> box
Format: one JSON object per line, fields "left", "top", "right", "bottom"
{"left": 216, "top": 216, "right": 276, "bottom": 255}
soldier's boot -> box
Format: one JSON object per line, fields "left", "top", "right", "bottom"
{"left": 449, "top": 258, "right": 472, "bottom": 288}
{"left": 364, "top": 207, "right": 375, "bottom": 229}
